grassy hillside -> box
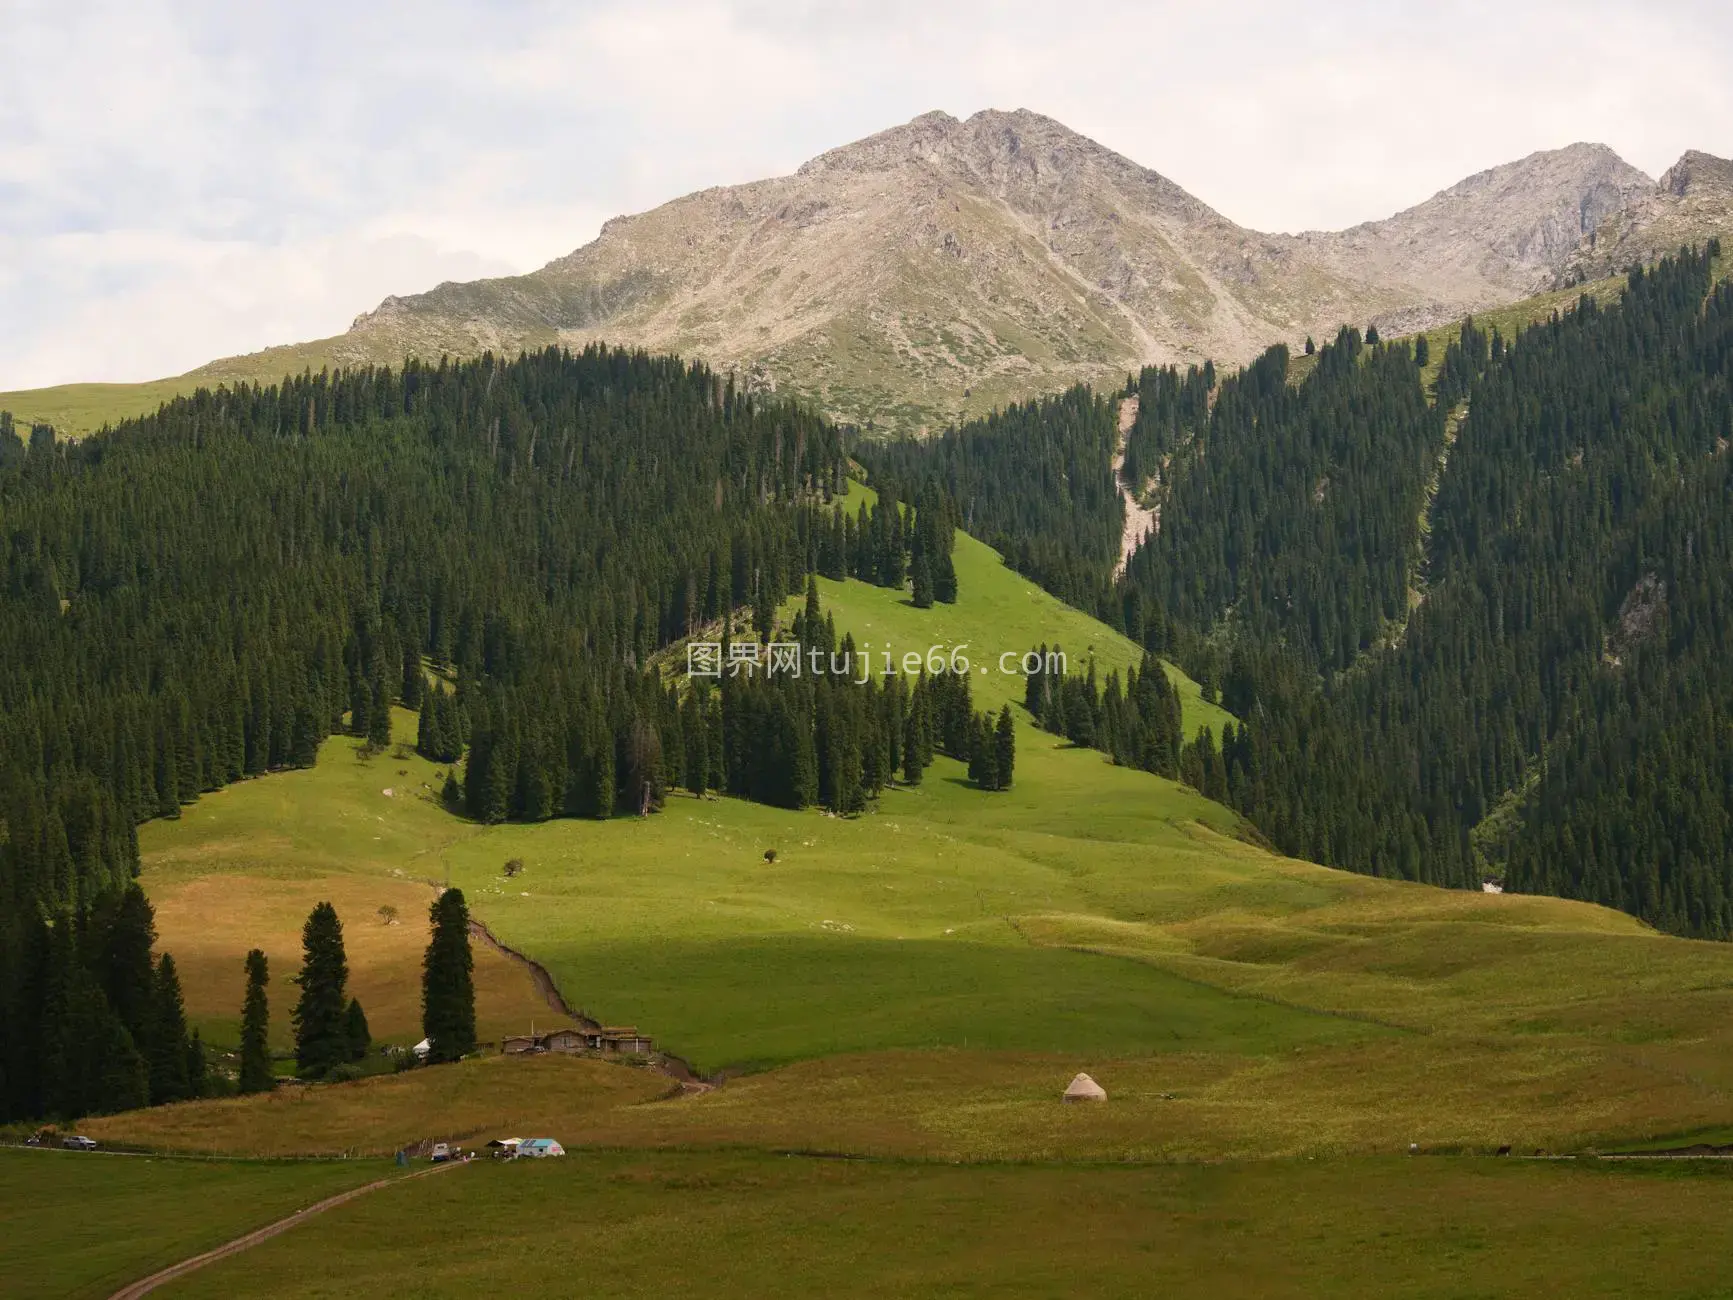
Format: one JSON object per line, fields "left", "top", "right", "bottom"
{"left": 103, "top": 522, "right": 1733, "bottom": 1159}
{"left": 1285, "top": 271, "right": 1631, "bottom": 389}
{"left": 85, "top": 1055, "right": 670, "bottom": 1159}
{"left": 137, "top": 529, "right": 1252, "bottom": 1073}
{"left": 784, "top": 486, "right": 1231, "bottom": 732}
{"left": 57, "top": 501, "right": 1733, "bottom": 1298}
{"left": 0, "top": 339, "right": 348, "bottom": 438}
{"left": 7, "top": 263, "right": 1713, "bottom": 440}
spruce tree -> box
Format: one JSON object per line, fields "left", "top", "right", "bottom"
{"left": 422, "top": 888, "right": 476, "bottom": 1064}
{"left": 682, "top": 690, "right": 709, "bottom": 796}
{"left": 148, "top": 954, "right": 191, "bottom": 1104}
{"left": 995, "top": 705, "right": 1016, "bottom": 790}
{"left": 401, "top": 643, "right": 425, "bottom": 709}
{"left": 934, "top": 547, "right": 958, "bottom": 604}
{"left": 41, "top": 922, "right": 148, "bottom": 1118}
{"left": 901, "top": 707, "right": 925, "bottom": 785}
{"left": 345, "top": 998, "right": 370, "bottom": 1062}
{"left": 99, "top": 884, "right": 158, "bottom": 1056}
{"left": 367, "top": 672, "right": 393, "bottom": 749}
{"left": 186, "top": 1029, "right": 208, "bottom": 1099}
{"left": 910, "top": 551, "right": 934, "bottom": 608}
{"left": 238, "top": 949, "right": 274, "bottom": 1094}
{"left": 803, "top": 576, "right": 822, "bottom": 637}
{"left": 289, "top": 695, "right": 322, "bottom": 767}
{"left": 292, "top": 903, "right": 351, "bottom": 1079}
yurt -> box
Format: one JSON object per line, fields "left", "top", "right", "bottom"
{"left": 1062, "top": 1072, "right": 1107, "bottom": 1103}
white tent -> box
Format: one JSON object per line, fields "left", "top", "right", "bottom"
{"left": 1062, "top": 1072, "right": 1107, "bottom": 1103}
{"left": 412, "top": 1038, "right": 431, "bottom": 1059}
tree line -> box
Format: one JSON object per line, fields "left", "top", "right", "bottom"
{"left": 445, "top": 574, "right": 1014, "bottom": 821}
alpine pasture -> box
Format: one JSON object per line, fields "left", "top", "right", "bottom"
{"left": 55, "top": 521, "right": 1733, "bottom": 1295}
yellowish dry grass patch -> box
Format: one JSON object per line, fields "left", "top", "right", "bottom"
{"left": 152, "top": 871, "right": 551, "bottom": 1049}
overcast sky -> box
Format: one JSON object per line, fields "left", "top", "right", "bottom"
{"left": 3, "top": 0, "right": 1730, "bottom": 390}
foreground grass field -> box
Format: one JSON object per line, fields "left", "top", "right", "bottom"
{"left": 152, "top": 1149, "right": 1733, "bottom": 1300}
{"left": 0, "top": 1147, "right": 386, "bottom": 1300}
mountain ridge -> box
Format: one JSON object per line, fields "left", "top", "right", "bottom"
{"left": 305, "top": 111, "right": 1733, "bottom": 432}
{"left": 9, "top": 110, "right": 1730, "bottom": 436}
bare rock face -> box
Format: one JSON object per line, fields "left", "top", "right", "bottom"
{"left": 1295, "top": 143, "right": 1653, "bottom": 309}
{"left": 252, "top": 112, "right": 1725, "bottom": 434}
{"left": 1564, "top": 149, "right": 1733, "bottom": 283}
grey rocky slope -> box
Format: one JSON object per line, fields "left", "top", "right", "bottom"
{"left": 1563, "top": 149, "right": 1733, "bottom": 282}
{"left": 197, "top": 111, "right": 1729, "bottom": 433}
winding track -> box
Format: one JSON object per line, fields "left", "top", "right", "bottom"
{"left": 107, "top": 1160, "right": 465, "bottom": 1300}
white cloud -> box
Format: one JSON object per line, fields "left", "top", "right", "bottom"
{"left": 0, "top": 232, "right": 512, "bottom": 389}
{"left": 2, "top": 0, "right": 1730, "bottom": 388}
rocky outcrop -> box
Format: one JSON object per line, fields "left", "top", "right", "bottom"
{"left": 1563, "top": 149, "right": 1733, "bottom": 283}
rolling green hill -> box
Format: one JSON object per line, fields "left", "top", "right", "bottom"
{"left": 57, "top": 478, "right": 1733, "bottom": 1299}
{"left": 89, "top": 518, "right": 1733, "bottom": 1165}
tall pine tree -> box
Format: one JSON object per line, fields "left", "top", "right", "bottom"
{"left": 291, "top": 903, "right": 351, "bottom": 1079}
{"left": 422, "top": 888, "right": 476, "bottom": 1064}
{"left": 238, "top": 948, "right": 274, "bottom": 1094}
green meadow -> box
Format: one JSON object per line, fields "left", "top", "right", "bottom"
{"left": 0, "top": 1148, "right": 387, "bottom": 1300}
{"left": 154, "top": 1151, "right": 1733, "bottom": 1300}
{"left": 115, "top": 516, "right": 1733, "bottom": 1158}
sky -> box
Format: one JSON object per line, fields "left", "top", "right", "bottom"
{"left": 3, "top": 0, "right": 1730, "bottom": 390}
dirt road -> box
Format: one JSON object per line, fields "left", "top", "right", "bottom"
{"left": 108, "top": 1160, "right": 464, "bottom": 1299}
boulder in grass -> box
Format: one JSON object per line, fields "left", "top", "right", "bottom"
{"left": 1063, "top": 1072, "right": 1106, "bottom": 1103}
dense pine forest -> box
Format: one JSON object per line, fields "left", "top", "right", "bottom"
{"left": 874, "top": 245, "right": 1733, "bottom": 939}
{"left": 1123, "top": 330, "right": 1445, "bottom": 675}
{"left": 861, "top": 386, "right": 1122, "bottom": 612}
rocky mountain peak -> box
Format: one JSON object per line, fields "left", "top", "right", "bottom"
{"left": 796, "top": 109, "right": 963, "bottom": 177}
{"left": 222, "top": 112, "right": 1730, "bottom": 436}
{"left": 1659, "top": 150, "right": 1733, "bottom": 198}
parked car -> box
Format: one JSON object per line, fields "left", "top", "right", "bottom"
{"left": 430, "top": 1142, "right": 451, "bottom": 1163}
{"left": 24, "top": 1135, "right": 42, "bottom": 1147}
{"left": 61, "top": 1136, "right": 97, "bottom": 1151}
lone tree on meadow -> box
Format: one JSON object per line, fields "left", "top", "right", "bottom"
{"left": 292, "top": 902, "right": 352, "bottom": 1078}
{"left": 422, "top": 888, "right": 476, "bottom": 1064}
{"left": 238, "top": 948, "right": 274, "bottom": 1094}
